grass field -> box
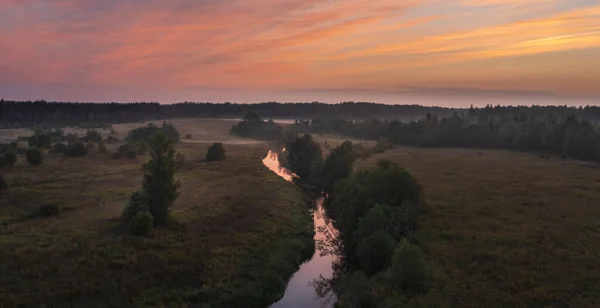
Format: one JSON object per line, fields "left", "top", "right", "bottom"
{"left": 0, "top": 120, "right": 314, "bottom": 307}
{"left": 352, "top": 146, "right": 600, "bottom": 307}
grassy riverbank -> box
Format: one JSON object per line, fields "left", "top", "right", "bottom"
{"left": 0, "top": 121, "right": 314, "bottom": 307}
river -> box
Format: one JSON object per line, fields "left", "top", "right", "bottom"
{"left": 262, "top": 150, "right": 338, "bottom": 308}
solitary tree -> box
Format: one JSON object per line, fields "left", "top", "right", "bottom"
{"left": 26, "top": 148, "right": 43, "bottom": 166}
{"left": 142, "top": 134, "right": 180, "bottom": 225}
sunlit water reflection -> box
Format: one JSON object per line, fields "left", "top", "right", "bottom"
{"left": 262, "top": 150, "right": 337, "bottom": 308}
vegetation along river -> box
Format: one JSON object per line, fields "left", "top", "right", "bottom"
{"left": 262, "top": 150, "right": 338, "bottom": 308}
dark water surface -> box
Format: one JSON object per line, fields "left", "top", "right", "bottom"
{"left": 262, "top": 151, "right": 337, "bottom": 308}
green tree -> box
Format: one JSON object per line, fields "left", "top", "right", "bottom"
{"left": 206, "top": 142, "right": 226, "bottom": 161}
{"left": 142, "top": 134, "right": 180, "bottom": 225}
{"left": 386, "top": 239, "right": 432, "bottom": 294}
{"left": 287, "top": 134, "right": 322, "bottom": 182}
{"left": 320, "top": 141, "right": 355, "bottom": 193}
{"left": 3, "top": 151, "right": 17, "bottom": 167}
{"left": 26, "top": 148, "right": 43, "bottom": 166}
{"left": 357, "top": 233, "right": 396, "bottom": 276}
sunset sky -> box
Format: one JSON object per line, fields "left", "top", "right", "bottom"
{"left": 1, "top": 0, "right": 599, "bottom": 106}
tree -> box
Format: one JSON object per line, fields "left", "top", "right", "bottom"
{"left": 26, "top": 148, "right": 43, "bottom": 166}
{"left": 320, "top": 141, "right": 355, "bottom": 193}
{"left": 206, "top": 142, "right": 226, "bottom": 161}
{"left": 142, "top": 134, "right": 180, "bottom": 225}
{"left": 386, "top": 239, "right": 432, "bottom": 294}
{"left": 286, "top": 134, "right": 322, "bottom": 182}
{"left": 3, "top": 150, "right": 17, "bottom": 167}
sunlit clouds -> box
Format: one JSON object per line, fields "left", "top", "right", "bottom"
{"left": 1, "top": 0, "right": 599, "bottom": 103}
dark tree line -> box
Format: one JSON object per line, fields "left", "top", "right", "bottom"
{"left": 8, "top": 99, "right": 600, "bottom": 128}
{"left": 293, "top": 107, "right": 600, "bottom": 162}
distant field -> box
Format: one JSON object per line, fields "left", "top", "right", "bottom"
{"left": 353, "top": 146, "right": 600, "bottom": 307}
{"left": 0, "top": 119, "right": 313, "bottom": 307}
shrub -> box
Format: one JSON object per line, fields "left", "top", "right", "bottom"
{"left": 111, "top": 152, "right": 123, "bottom": 159}
{"left": 0, "top": 156, "right": 5, "bottom": 168}
{"left": 386, "top": 239, "right": 432, "bottom": 294}
{"left": 122, "top": 190, "right": 148, "bottom": 223}
{"left": 129, "top": 211, "right": 154, "bottom": 236}
{"left": 39, "top": 203, "right": 62, "bottom": 217}
{"left": 0, "top": 173, "right": 7, "bottom": 191}
{"left": 185, "top": 134, "right": 193, "bottom": 139}
{"left": 26, "top": 148, "right": 43, "bottom": 166}
{"left": 206, "top": 143, "right": 226, "bottom": 162}
{"left": 65, "top": 142, "right": 88, "bottom": 157}
{"left": 98, "top": 141, "right": 108, "bottom": 153}
{"left": 54, "top": 142, "right": 67, "bottom": 153}
{"left": 86, "top": 141, "right": 96, "bottom": 150}
{"left": 16, "top": 147, "right": 27, "bottom": 155}
{"left": 3, "top": 150, "right": 17, "bottom": 167}
{"left": 357, "top": 233, "right": 396, "bottom": 276}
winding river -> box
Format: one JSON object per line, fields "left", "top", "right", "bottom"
{"left": 262, "top": 150, "right": 338, "bottom": 308}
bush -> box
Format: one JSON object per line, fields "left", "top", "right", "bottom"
{"left": 54, "top": 142, "right": 67, "bottom": 153}
{"left": 122, "top": 190, "right": 148, "bottom": 223}
{"left": 26, "top": 148, "right": 43, "bottom": 166}
{"left": 39, "top": 203, "right": 62, "bottom": 217}
{"left": 86, "top": 141, "right": 96, "bottom": 150}
{"left": 130, "top": 211, "right": 153, "bottom": 236}
{"left": 386, "top": 239, "right": 432, "bottom": 294}
{"left": 16, "top": 147, "right": 27, "bottom": 155}
{"left": 111, "top": 152, "right": 122, "bottom": 159}
{"left": 185, "top": 134, "right": 193, "bottom": 139}
{"left": 98, "top": 141, "right": 108, "bottom": 153}
{"left": 206, "top": 143, "right": 226, "bottom": 161}
{"left": 65, "top": 142, "right": 88, "bottom": 157}
{"left": 0, "top": 173, "right": 7, "bottom": 191}
{"left": 0, "top": 156, "right": 5, "bottom": 168}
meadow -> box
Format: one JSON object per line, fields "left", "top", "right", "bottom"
{"left": 0, "top": 119, "right": 314, "bottom": 307}
{"left": 351, "top": 146, "right": 600, "bottom": 307}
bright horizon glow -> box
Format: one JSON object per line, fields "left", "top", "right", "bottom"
{"left": 1, "top": 0, "right": 600, "bottom": 106}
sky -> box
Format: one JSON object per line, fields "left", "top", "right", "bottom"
{"left": 1, "top": 0, "right": 599, "bottom": 106}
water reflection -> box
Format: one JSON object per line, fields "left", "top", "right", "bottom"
{"left": 263, "top": 150, "right": 338, "bottom": 308}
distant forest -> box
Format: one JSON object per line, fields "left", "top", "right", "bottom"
{"left": 2, "top": 99, "right": 600, "bottom": 128}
